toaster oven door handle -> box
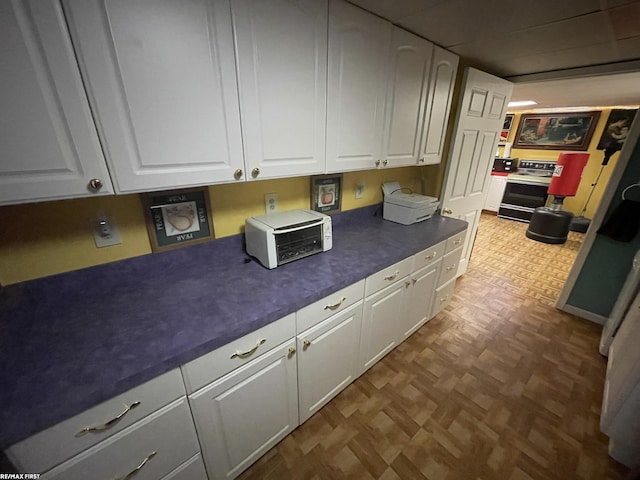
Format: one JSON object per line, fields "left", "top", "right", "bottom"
{"left": 272, "top": 219, "right": 324, "bottom": 235}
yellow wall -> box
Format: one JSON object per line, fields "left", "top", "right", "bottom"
{"left": 0, "top": 167, "right": 423, "bottom": 285}
{"left": 503, "top": 108, "right": 635, "bottom": 218}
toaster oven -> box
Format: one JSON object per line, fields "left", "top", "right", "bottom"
{"left": 245, "top": 209, "right": 332, "bottom": 269}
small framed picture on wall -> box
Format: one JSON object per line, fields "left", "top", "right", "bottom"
{"left": 310, "top": 174, "right": 343, "bottom": 215}
{"left": 142, "top": 188, "right": 214, "bottom": 252}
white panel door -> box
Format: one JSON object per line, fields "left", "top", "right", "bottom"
{"left": 326, "top": 0, "right": 391, "bottom": 173}
{"left": 233, "top": 0, "right": 327, "bottom": 181}
{"left": 63, "top": 0, "right": 245, "bottom": 192}
{"left": 381, "top": 27, "right": 433, "bottom": 168}
{"left": 297, "top": 302, "right": 363, "bottom": 423}
{"left": 419, "top": 46, "right": 459, "bottom": 166}
{"left": 440, "top": 68, "right": 513, "bottom": 276}
{"left": 189, "top": 340, "right": 298, "bottom": 480}
{"left": 360, "top": 281, "right": 406, "bottom": 375}
{"left": 0, "top": 0, "right": 114, "bottom": 206}
{"left": 403, "top": 264, "right": 439, "bottom": 338}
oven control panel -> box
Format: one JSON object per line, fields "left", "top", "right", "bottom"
{"left": 518, "top": 160, "right": 556, "bottom": 177}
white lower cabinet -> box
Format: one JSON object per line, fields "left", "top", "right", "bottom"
{"left": 360, "top": 278, "right": 407, "bottom": 375}
{"left": 297, "top": 302, "right": 363, "bottom": 423}
{"left": 484, "top": 175, "right": 508, "bottom": 212}
{"left": 41, "top": 398, "right": 200, "bottom": 480}
{"left": 188, "top": 339, "right": 299, "bottom": 480}
{"left": 402, "top": 263, "right": 440, "bottom": 339}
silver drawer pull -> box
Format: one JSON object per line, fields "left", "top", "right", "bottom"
{"left": 405, "top": 280, "right": 412, "bottom": 288}
{"left": 231, "top": 338, "right": 266, "bottom": 359}
{"left": 425, "top": 252, "right": 437, "bottom": 260}
{"left": 440, "top": 295, "right": 449, "bottom": 303}
{"left": 384, "top": 271, "right": 400, "bottom": 281}
{"left": 324, "top": 297, "right": 346, "bottom": 311}
{"left": 75, "top": 401, "right": 141, "bottom": 437}
{"left": 446, "top": 265, "right": 456, "bottom": 271}
{"left": 453, "top": 239, "right": 462, "bottom": 245}
{"left": 118, "top": 451, "right": 156, "bottom": 480}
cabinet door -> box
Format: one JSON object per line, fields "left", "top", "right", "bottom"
{"left": 326, "top": 0, "right": 391, "bottom": 173}
{"left": 360, "top": 280, "right": 406, "bottom": 375}
{"left": 381, "top": 27, "right": 432, "bottom": 168}
{"left": 233, "top": 0, "right": 327, "bottom": 181}
{"left": 63, "top": 0, "right": 245, "bottom": 192}
{"left": 297, "top": 302, "right": 363, "bottom": 423}
{"left": 403, "top": 264, "right": 439, "bottom": 339}
{"left": 0, "top": 0, "right": 114, "bottom": 206}
{"left": 418, "top": 46, "right": 459, "bottom": 165}
{"left": 484, "top": 175, "right": 508, "bottom": 212}
{"left": 189, "top": 340, "right": 298, "bottom": 480}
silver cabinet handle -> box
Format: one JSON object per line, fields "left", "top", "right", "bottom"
{"left": 384, "top": 270, "right": 399, "bottom": 281}
{"left": 117, "top": 451, "right": 156, "bottom": 480}
{"left": 425, "top": 251, "right": 437, "bottom": 260}
{"left": 230, "top": 338, "right": 266, "bottom": 359}
{"left": 88, "top": 178, "right": 103, "bottom": 192}
{"left": 405, "top": 280, "right": 412, "bottom": 288}
{"left": 234, "top": 169, "right": 243, "bottom": 180}
{"left": 324, "top": 297, "right": 346, "bottom": 311}
{"left": 453, "top": 238, "right": 462, "bottom": 245}
{"left": 446, "top": 264, "right": 456, "bottom": 272}
{"left": 411, "top": 278, "right": 417, "bottom": 285}
{"left": 440, "top": 295, "right": 449, "bottom": 303}
{"left": 251, "top": 167, "right": 260, "bottom": 178}
{"left": 303, "top": 339, "right": 311, "bottom": 350}
{"left": 374, "top": 160, "right": 381, "bottom": 167}
{"left": 442, "top": 208, "right": 453, "bottom": 215}
{"left": 288, "top": 346, "right": 297, "bottom": 358}
{"left": 383, "top": 159, "right": 388, "bottom": 166}
{"left": 75, "top": 401, "right": 141, "bottom": 437}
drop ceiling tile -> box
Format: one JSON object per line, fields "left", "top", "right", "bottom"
{"left": 347, "top": 0, "right": 445, "bottom": 23}
{"left": 396, "top": 0, "right": 601, "bottom": 47}
{"left": 449, "top": 12, "right": 614, "bottom": 63}
{"left": 609, "top": 2, "right": 640, "bottom": 38}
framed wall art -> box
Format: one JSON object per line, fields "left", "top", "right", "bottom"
{"left": 310, "top": 174, "right": 342, "bottom": 215}
{"left": 499, "top": 114, "right": 514, "bottom": 145}
{"left": 597, "top": 108, "right": 638, "bottom": 150}
{"left": 513, "top": 111, "right": 601, "bottom": 151}
{"left": 142, "top": 188, "right": 214, "bottom": 252}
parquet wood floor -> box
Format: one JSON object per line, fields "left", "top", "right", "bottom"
{"left": 239, "top": 213, "right": 629, "bottom": 480}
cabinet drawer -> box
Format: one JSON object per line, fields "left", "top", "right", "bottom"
{"left": 445, "top": 230, "right": 466, "bottom": 253}
{"left": 412, "top": 241, "right": 446, "bottom": 271}
{"left": 7, "top": 369, "right": 185, "bottom": 473}
{"left": 41, "top": 398, "right": 200, "bottom": 480}
{"left": 160, "top": 453, "right": 208, "bottom": 480}
{"left": 365, "top": 257, "right": 413, "bottom": 297}
{"left": 297, "top": 280, "right": 364, "bottom": 332}
{"left": 431, "top": 278, "right": 456, "bottom": 318}
{"left": 181, "top": 313, "right": 296, "bottom": 393}
{"left": 438, "top": 246, "right": 463, "bottom": 286}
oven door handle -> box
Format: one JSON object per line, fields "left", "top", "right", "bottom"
{"left": 272, "top": 219, "right": 324, "bottom": 235}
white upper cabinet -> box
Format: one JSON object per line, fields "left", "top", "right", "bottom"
{"left": 419, "top": 46, "right": 459, "bottom": 165}
{"left": 0, "top": 0, "right": 114, "bottom": 206}
{"left": 63, "top": 0, "right": 245, "bottom": 193}
{"left": 326, "top": 0, "right": 391, "bottom": 173}
{"left": 381, "top": 27, "right": 433, "bottom": 168}
{"left": 232, "top": 0, "right": 327, "bottom": 181}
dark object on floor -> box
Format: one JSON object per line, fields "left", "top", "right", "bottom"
{"left": 526, "top": 206, "right": 574, "bottom": 244}
{"left": 598, "top": 199, "right": 640, "bottom": 242}
{"left": 570, "top": 215, "right": 590, "bottom": 233}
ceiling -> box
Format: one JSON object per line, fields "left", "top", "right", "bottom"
{"left": 348, "top": 0, "right": 640, "bottom": 110}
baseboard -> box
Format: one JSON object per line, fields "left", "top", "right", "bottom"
{"left": 559, "top": 304, "right": 607, "bottom": 325}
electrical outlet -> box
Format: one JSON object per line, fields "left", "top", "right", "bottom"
{"left": 265, "top": 193, "right": 278, "bottom": 214}
{"left": 93, "top": 216, "right": 122, "bottom": 248}
{"left": 355, "top": 181, "right": 365, "bottom": 199}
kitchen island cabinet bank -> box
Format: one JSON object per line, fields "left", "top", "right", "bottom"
{"left": 1, "top": 0, "right": 458, "bottom": 205}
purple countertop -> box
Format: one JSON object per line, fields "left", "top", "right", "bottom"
{"left": 0, "top": 205, "right": 467, "bottom": 449}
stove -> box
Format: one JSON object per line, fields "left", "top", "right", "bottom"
{"left": 498, "top": 160, "right": 556, "bottom": 223}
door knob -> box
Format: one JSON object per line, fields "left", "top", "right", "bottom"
{"left": 442, "top": 208, "right": 453, "bottom": 215}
